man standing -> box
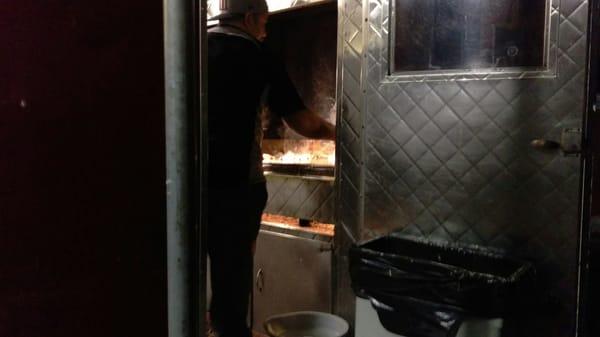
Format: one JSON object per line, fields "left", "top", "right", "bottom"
{"left": 207, "top": 0, "right": 335, "bottom": 336}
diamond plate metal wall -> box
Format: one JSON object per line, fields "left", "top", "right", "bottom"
{"left": 332, "top": 0, "right": 363, "bottom": 330}
{"left": 264, "top": 175, "right": 335, "bottom": 224}
{"left": 338, "top": 0, "right": 589, "bottom": 335}
{"left": 337, "top": 0, "right": 367, "bottom": 243}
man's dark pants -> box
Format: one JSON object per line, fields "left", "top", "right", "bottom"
{"left": 208, "top": 183, "right": 268, "bottom": 337}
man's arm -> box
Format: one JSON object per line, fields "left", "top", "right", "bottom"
{"left": 283, "top": 109, "right": 336, "bottom": 140}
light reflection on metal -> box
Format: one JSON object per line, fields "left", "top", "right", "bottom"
{"left": 338, "top": 0, "right": 589, "bottom": 335}
{"left": 391, "top": 0, "right": 551, "bottom": 75}
{"left": 383, "top": 0, "right": 559, "bottom": 82}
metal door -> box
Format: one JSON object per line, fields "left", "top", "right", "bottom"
{"left": 337, "top": 0, "right": 592, "bottom": 335}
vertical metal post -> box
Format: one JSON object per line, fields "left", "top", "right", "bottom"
{"left": 165, "top": 0, "right": 206, "bottom": 336}
{"left": 577, "top": 1, "right": 599, "bottom": 336}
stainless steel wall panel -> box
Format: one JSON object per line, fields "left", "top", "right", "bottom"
{"left": 333, "top": 224, "right": 356, "bottom": 337}
{"left": 265, "top": 175, "right": 335, "bottom": 224}
{"left": 338, "top": 0, "right": 589, "bottom": 334}
{"left": 334, "top": 2, "right": 361, "bottom": 324}
{"left": 338, "top": 0, "right": 366, "bottom": 240}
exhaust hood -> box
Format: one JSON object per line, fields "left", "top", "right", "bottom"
{"left": 208, "top": 0, "right": 334, "bottom": 21}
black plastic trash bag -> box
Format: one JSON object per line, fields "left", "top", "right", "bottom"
{"left": 350, "top": 235, "right": 535, "bottom": 337}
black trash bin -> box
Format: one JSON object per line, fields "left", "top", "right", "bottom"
{"left": 350, "top": 235, "right": 535, "bottom": 337}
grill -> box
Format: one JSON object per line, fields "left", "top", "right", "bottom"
{"left": 260, "top": 1, "right": 337, "bottom": 225}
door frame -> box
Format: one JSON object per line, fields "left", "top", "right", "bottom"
{"left": 578, "top": 0, "right": 600, "bottom": 336}
{"left": 164, "top": 0, "right": 207, "bottom": 336}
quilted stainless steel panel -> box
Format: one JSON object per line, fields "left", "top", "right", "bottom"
{"left": 337, "top": 0, "right": 367, "bottom": 242}
{"left": 338, "top": 0, "right": 589, "bottom": 335}
{"left": 264, "top": 175, "right": 335, "bottom": 224}
{"left": 333, "top": 222, "right": 356, "bottom": 333}
{"left": 381, "top": 0, "right": 561, "bottom": 82}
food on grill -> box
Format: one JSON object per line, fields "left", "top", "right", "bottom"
{"left": 262, "top": 139, "right": 334, "bottom": 166}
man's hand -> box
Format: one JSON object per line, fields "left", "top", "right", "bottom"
{"left": 283, "top": 109, "right": 336, "bottom": 140}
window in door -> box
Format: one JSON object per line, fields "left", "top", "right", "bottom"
{"left": 391, "top": 0, "right": 550, "bottom": 74}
